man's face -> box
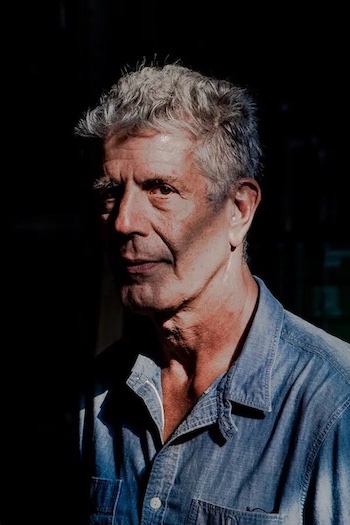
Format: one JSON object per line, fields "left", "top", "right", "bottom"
{"left": 100, "top": 130, "right": 233, "bottom": 315}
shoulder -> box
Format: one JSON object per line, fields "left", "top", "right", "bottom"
{"left": 276, "top": 310, "right": 350, "bottom": 425}
{"left": 273, "top": 312, "right": 350, "bottom": 463}
{"left": 93, "top": 337, "right": 139, "bottom": 388}
{"left": 253, "top": 275, "right": 350, "bottom": 392}
{"left": 282, "top": 309, "right": 350, "bottom": 382}
{"left": 78, "top": 337, "right": 139, "bottom": 419}
{"left": 84, "top": 317, "right": 160, "bottom": 394}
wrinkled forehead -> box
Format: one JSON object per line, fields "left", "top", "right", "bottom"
{"left": 104, "top": 127, "right": 193, "bottom": 150}
{"left": 103, "top": 129, "right": 196, "bottom": 175}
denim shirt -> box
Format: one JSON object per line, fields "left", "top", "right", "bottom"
{"left": 79, "top": 277, "right": 350, "bottom": 524}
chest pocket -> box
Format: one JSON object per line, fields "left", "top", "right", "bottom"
{"left": 188, "top": 499, "right": 284, "bottom": 525}
{"left": 89, "top": 477, "right": 123, "bottom": 525}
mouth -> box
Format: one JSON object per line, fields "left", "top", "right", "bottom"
{"left": 121, "top": 258, "right": 162, "bottom": 274}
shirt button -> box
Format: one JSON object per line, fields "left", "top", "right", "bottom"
{"left": 150, "top": 497, "right": 162, "bottom": 509}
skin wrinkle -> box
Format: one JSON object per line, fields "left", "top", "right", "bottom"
{"left": 74, "top": 62, "right": 350, "bottom": 522}
{"left": 100, "top": 128, "right": 261, "bottom": 430}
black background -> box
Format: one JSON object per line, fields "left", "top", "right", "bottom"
{"left": 1, "top": 2, "right": 349, "bottom": 524}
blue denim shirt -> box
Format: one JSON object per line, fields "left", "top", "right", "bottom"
{"left": 79, "top": 277, "right": 350, "bottom": 524}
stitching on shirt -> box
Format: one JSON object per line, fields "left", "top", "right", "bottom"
{"left": 299, "top": 399, "right": 350, "bottom": 519}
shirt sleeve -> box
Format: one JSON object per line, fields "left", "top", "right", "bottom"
{"left": 304, "top": 403, "right": 350, "bottom": 525}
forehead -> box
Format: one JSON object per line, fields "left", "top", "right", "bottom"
{"left": 103, "top": 130, "right": 195, "bottom": 176}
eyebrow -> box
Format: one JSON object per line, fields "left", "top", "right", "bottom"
{"left": 92, "top": 178, "right": 119, "bottom": 190}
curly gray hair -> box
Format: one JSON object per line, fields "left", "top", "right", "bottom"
{"left": 75, "top": 59, "right": 262, "bottom": 209}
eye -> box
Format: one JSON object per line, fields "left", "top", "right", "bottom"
{"left": 102, "top": 197, "right": 116, "bottom": 214}
{"left": 93, "top": 181, "right": 121, "bottom": 216}
{"left": 152, "top": 184, "right": 173, "bottom": 195}
{"left": 145, "top": 179, "right": 175, "bottom": 196}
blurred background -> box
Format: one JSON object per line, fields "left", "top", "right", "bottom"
{"left": 1, "top": 1, "right": 349, "bottom": 523}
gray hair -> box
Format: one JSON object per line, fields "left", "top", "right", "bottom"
{"left": 75, "top": 59, "right": 262, "bottom": 208}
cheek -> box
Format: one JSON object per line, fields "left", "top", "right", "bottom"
{"left": 157, "top": 210, "right": 207, "bottom": 249}
{"left": 164, "top": 213, "right": 227, "bottom": 264}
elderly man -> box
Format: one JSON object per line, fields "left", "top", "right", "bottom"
{"left": 75, "top": 60, "right": 350, "bottom": 524}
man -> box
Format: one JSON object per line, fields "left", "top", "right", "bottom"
{"left": 75, "top": 60, "right": 350, "bottom": 524}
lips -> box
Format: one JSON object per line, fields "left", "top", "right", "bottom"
{"left": 121, "top": 258, "right": 161, "bottom": 274}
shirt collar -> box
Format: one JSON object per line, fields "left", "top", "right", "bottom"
{"left": 128, "top": 277, "right": 284, "bottom": 417}
{"left": 223, "top": 276, "right": 284, "bottom": 413}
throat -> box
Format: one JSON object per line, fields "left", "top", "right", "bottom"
{"left": 160, "top": 357, "right": 223, "bottom": 442}
{"left": 161, "top": 361, "right": 197, "bottom": 441}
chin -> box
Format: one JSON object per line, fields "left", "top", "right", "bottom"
{"left": 121, "top": 289, "right": 161, "bottom": 313}
{"left": 120, "top": 288, "right": 180, "bottom": 317}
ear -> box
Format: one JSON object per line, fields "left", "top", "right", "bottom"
{"left": 228, "top": 179, "right": 261, "bottom": 249}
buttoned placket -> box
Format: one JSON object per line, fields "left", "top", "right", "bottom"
{"left": 127, "top": 358, "right": 239, "bottom": 524}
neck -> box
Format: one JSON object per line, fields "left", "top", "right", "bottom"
{"left": 152, "top": 267, "right": 258, "bottom": 395}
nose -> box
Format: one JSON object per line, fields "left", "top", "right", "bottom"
{"left": 113, "top": 187, "right": 149, "bottom": 236}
